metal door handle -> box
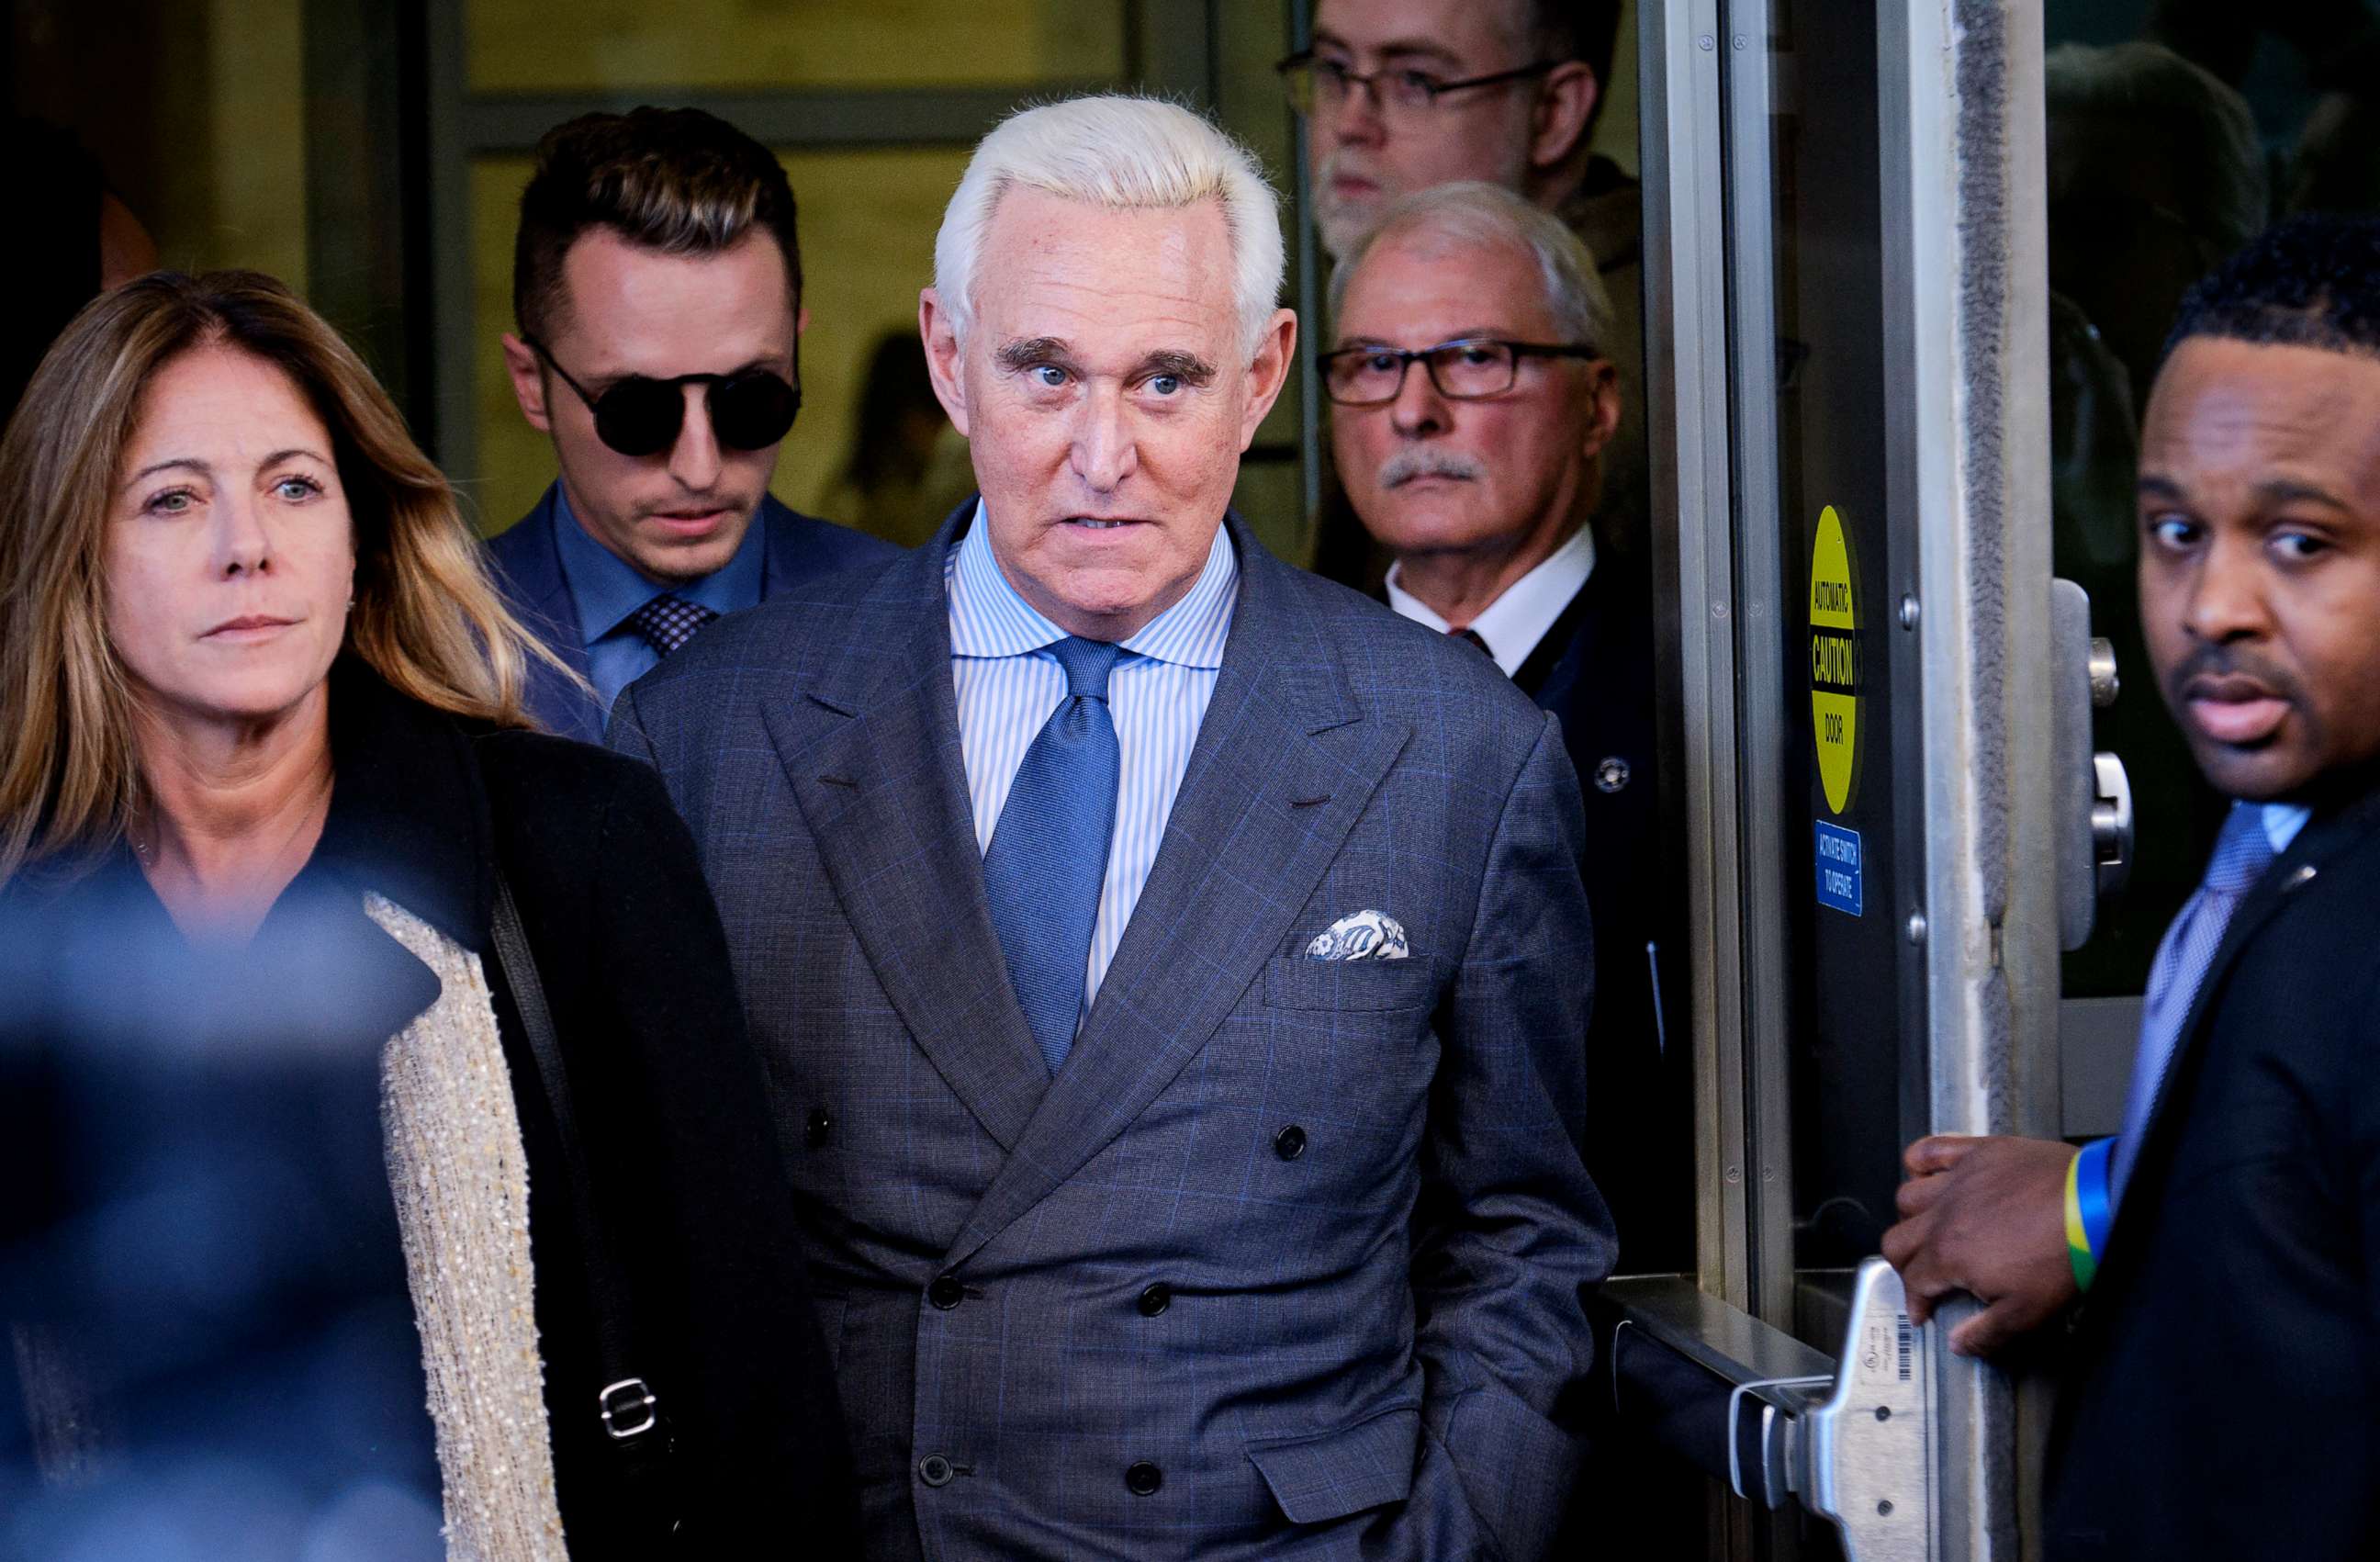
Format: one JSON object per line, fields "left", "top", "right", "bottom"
{"left": 2091, "top": 751, "right": 2132, "bottom": 897}
{"left": 1592, "top": 1258, "right": 1937, "bottom": 1559}
{"left": 1799, "top": 1259, "right": 1935, "bottom": 1560}
{"left": 2052, "top": 580, "right": 2131, "bottom": 948}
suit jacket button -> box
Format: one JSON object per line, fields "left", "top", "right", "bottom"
{"left": 1274, "top": 1125, "right": 1308, "bottom": 1161}
{"left": 1125, "top": 1461, "right": 1163, "bottom": 1496}
{"left": 803, "top": 1108, "right": 832, "bottom": 1148}
{"left": 1138, "top": 1283, "right": 1173, "bottom": 1317}
{"left": 919, "top": 1455, "right": 954, "bottom": 1488}
{"left": 927, "top": 1275, "right": 965, "bottom": 1310}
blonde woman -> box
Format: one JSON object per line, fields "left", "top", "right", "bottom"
{"left": 0, "top": 272, "right": 854, "bottom": 1558}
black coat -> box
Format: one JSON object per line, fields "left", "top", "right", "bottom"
{"left": 1507, "top": 563, "right": 1692, "bottom": 1275}
{"left": 2043, "top": 780, "right": 2380, "bottom": 1561}
{"left": 0, "top": 664, "right": 857, "bottom": 1557}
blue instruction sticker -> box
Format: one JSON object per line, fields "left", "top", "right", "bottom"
{"left": 1814, "top": 821, "right": 1864, "bottom": 916}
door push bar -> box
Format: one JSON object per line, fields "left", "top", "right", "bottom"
{"left": 1595, "top": 1258, "right": 1937, "bottom": 1560}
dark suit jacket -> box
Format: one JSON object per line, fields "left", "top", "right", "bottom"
{"left": 1485, "top": 564, "right": 1690, "bottom": 1276}
{"left": 0, "top": 665, "right": 858, "bottom": 1557}
{"left": 485, "top": 483, "right": 895, "bottom": 743}
{"left": 2043, "top": 780, "right": 2380, "bottom": 1561}
{"left": 611, "top": 508, "right": 1616, "bottom": 1561}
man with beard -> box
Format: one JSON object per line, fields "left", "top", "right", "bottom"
{"left": 1884, "top": 214, "right": 2380, "bottom": 1561}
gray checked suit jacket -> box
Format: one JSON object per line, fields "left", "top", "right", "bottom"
{"left": 609, "top": 508, "right": 1615, "bottom": 1561}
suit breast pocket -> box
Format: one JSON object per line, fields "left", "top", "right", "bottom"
{"left": 1263, "top": 955, "right": 1443, "bottom": 1014}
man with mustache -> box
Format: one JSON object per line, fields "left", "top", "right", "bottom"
{"left": 1285, "top": 1, "right": 1644, "bottom": 590}
{"left": 487, "top": 107, "right": 892, "bottom": 742}
{"left": 1883, "top": 215, "right": 2380, "bottom": 1561}
{"left": 1329, "top": 181, "right": 1686, "bottom": 1274}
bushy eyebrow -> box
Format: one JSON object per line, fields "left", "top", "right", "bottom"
{"left": 995, "top": 339, "right": 1214, "bottom": 386}
{"left": 1330, "top": 333, "right": 1510, "bottom": 352}
{"left": 1138, "top": 350, "right": 1215, "bottom": 386}
{"left": 997, "top": 337, "right": 1079, "bottom": 374}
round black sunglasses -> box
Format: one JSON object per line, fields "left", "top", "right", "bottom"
{"left": 524, "top": 336, "right": 802, "bottom": 457}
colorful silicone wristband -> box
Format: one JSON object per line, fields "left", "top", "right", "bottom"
{"left": 2064, "top": 1137, "right": 2116, "bottom": 1292}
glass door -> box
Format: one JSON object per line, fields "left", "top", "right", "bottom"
{"left": 1605, "top": 0, "right": 2062, "bottom": 1556}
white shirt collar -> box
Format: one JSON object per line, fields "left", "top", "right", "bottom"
{"left": 1384, "top": 523, "right": 1597, "bottom": 677}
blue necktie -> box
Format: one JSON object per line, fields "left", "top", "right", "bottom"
{"left": 2109, "top": 803, "right": 2276, "bottom": 1203}
{"left": 982, "top": 637, "right": 1123, "bottom": 1073}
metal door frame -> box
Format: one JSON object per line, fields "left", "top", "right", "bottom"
{"left": 1639, "top": 0, "right": 2059, "bottom": 1555}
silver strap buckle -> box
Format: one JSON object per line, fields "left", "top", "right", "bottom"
{"left": 598, "top": 1377, "right": 659, "bottom": 1441}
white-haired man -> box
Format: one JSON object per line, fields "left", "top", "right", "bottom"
{"left": 1286, "top": 0, "right": 1648, "bottom": 591}
{"left": 612, "top": 95, "right": 1613, "bottom": 1560}
{"left": 1330, "top": 180, "right": 1687, "bottom": 1275}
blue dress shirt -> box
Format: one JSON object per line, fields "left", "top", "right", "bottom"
{"left": 947, "top": 505, "right": 1238, "bottom": 1018}
{"left": 551, "top": 485, "right": 769, "bottom": 715}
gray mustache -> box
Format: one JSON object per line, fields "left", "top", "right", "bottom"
{"left": 1378, "top": 449, "right": 1484, "bottom": 488}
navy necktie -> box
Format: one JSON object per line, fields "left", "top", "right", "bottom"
{"left": 627, "top": 593, "right": 718, "bottom": 657}
{"left": 982, "top": 637, "right": 1123, "bottom": 1073}
{"left": 2109, "top": 803, "right": 2276, "bottom": 1203}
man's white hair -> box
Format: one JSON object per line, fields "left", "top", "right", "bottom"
{"left": 934, "top": 94, "right": 1285, "bottom": 359}
{"left": 1330, "top": 181, "right": 1615, "bottom": 354}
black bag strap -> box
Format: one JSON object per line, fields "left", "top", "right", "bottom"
{"left": 488, "top": 869, "right": 665, "bottom": 1451}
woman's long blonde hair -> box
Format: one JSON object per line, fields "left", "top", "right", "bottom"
{"left": 0, "top": 270, "right": 566, "bottom": 883}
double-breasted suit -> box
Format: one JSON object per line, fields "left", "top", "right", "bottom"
{"left": 610, "top": 509, "right": 1615, "bottom": 1560}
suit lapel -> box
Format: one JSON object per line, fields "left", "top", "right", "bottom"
{"left": 2108, "top": 788, "right": 2380, "bottom": 1250}
{"left": 1511, "top": 576, "right": 1598, "bottom": 704}
{"left": 758, "top": 493, "right": 800, "bottom": 600}
{"left": 510, "top": 489, "right": 601, "bottom": 743}
{"left": 943, "top": 522, "right": 1410, "bottom": 1268}
{"left": 768, "top": 515, "right": 1051, "bottom": 1151}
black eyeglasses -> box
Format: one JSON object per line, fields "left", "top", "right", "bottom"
{"left": 1275, "top": 51, "right": 1561, "bottom": 117}
{"left": 523, "top": 337, "right": 802, "bottom": 457}
{"left": 1319, "top": 338, "right": 1600, "bottom": 406}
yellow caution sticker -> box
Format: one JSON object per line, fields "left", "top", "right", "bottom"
{"left": 1810, "top": 504, "right": 1861, "bottom": 815}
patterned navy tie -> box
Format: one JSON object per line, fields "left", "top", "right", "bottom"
{"left": 1450, "top": 625, "right": 1494, "bottom": 657}
{"left": 982, "top": 637, "right": 1123, "bottom": 1073}
{"left": 626, "top": 593, "right": 719, "bottom": 657}
{"left": 2108, "top": 803, "right": 2276, "bottom": 1202}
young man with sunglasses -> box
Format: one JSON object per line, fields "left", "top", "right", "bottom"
{"left": 489, "top": 107, "right": 893, "bottom": 742}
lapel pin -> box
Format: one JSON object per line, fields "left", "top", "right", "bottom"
{"left": 1594, "top": 757, "right": 1632, "bottom": 794}
{"left": 2284, "top": 863, "right": 2318, "bottom": 893}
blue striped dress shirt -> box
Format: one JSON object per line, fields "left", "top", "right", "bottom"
{"left": 948, "top": 505, "right": 1238, "bottom": 1018}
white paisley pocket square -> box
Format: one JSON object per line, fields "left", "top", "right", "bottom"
{"left": 1305, "top": 910, "right": 1409, "bottom": 961}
